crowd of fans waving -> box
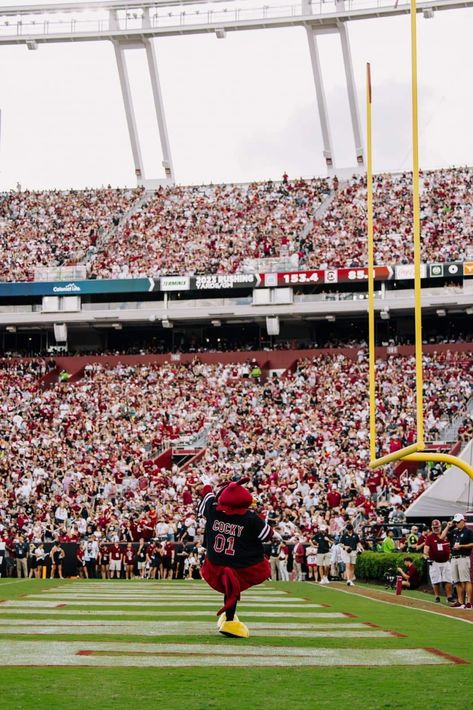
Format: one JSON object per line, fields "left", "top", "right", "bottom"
{"left": 0, "top": 350, "right": 471, "bottom": 576}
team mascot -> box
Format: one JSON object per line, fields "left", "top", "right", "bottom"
{"left": 198, "top": 478, "right": 272, "bottom": 638}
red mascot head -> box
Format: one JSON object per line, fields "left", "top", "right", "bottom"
{"left": 216, "top": 480, "right": 253, "bottom": 516}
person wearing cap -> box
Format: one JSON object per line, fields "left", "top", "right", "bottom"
{"left": 405, "top": 526, "right": 420, "bottom": 553}
{"left": 423, "top": 520, "right": 454, "bottom": 604}
{"left": 197, "top": 478, "right": 272, "bottom": 638}
{"left": 441, "top": 514, "right": 473, "bottom": 609}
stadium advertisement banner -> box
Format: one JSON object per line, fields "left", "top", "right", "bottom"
{"left": 190, "top": 274, "right": 261, "bottom": 290}
{"left": 394, "top": 264, "right": 428, "bottom": 280}
{"left": 428, "top": 262, "right": 464, "bottom": 278}
{"left": 461, "top": 262, "right": 473, "bottom": 277}
{"left": 262, "top": 266, "right": 393, "bottom": 287}
{"left": 0, "top": 278, "right": 156, "bottom": 297}
{"left": 160, "top": 276, "right": 191, "bottom": 291}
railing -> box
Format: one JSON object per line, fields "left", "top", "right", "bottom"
{"left": 0, "top": 1, "right": 461, "bottom": 42}
{"left": 242, "top": 256, "right": 300, "bottom": 274}
{"left": 33, "top": 265, "right": 87, "bottom": 282}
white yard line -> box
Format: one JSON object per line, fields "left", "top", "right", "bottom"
{"left": 0, "top": 608, "right": 346, "bottom": 618}
{"left": 0, "top": 626, "right": 391, "bottom": 638}
{"left": 0, "top": 580, "right": 31, "bottom": 588}
{"left": 0, "top": 620, "right": 368, "bottom": 629}
{"left": 28, "top": 592, "right": 294, "bottom": 604}
{"left": 0, "top": 641, "right": 456, "bottom": 667}
{"left": 14, "top": 599, "right": 321, "bottom": 608}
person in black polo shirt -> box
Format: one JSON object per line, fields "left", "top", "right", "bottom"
{"left": 339, "top": 523, "right": 362, "bottom": 586}
{"left": 442, "top": 514, "right": 473, "bottom": 608}
{"left": 198, "top": 478, "right": 272, "bottom": 638}
{"left": 313, "top": 527, "right": 332, "bottom": 584}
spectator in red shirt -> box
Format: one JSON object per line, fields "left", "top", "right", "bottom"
{"left": 123, "top": 543, "right": 135, "bottom": 580}
{"left": 293, "top": 537, "right": 306, "bottom": 581}
{"left": 397, "top": 557, "right": 421, "bottom": 590}
{"left": 326, "top": 487, "right": 341, "bottom": 510}
{"left": 109, "top": 542, "right": 122, "bottom": 579}
{"left": 423, "top": 520, "right": 453, "bottom": 603}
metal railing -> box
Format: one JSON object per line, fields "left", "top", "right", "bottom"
{"left": 0, "top": 1, "right": 467, "bottom": 42}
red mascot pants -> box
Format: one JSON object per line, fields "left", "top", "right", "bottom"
{"left": 201, "top": 557, "right": 271, "bottom": 616}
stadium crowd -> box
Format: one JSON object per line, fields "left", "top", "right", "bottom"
{"left": 305, "top": 167, "right": 473, "bottom": 269}
{"left": 0, "top": 168, "right": 472, "bottom": 281}
{"left": 0, "top": 187, "right": 141, "bottom": 282}
{"left": 89, "top": 178, "right": 331, "bottom": 278}
{"left": 87, "top": 166, "right": 473, "bottom": 277}
{"left": 0, "top": 351, "right": 471, "bottom": 572}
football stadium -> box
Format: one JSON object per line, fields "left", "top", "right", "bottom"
{"left": 0, "top": 1, "right": 472, "bottom": 708}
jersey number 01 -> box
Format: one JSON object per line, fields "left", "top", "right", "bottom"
{"left": 213, "top": 534, "right": 235, "bottom": 556}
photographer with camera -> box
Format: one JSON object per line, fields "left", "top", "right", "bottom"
{"left": 441, "top": 514, "right": 473, "bottom": 609}
{"left": 397, "top": 557, "right": 421, "bottom": 590}
{"left": 423, "top": 520, "right": 454, "bottom": 604}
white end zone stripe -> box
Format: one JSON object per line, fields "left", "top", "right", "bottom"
{"left": 0, "top": 641, "right": 459, "bottom": 667}
{"left": 14, "top": 600, "right": 322, "bottom": 608}
{"left": 0, "top": 608, "right": 346, "bottom": 618}
{"left": 0, "top": 620, "right": 369, "bottom": 630}
{"left": 25, "top": 592, "right": 296, "bottom": 605}
{"left": 57, "top": 589, "right": 284, "bottom": 596}
{"left": 0, "top": 626, "right": 391, "bottom": 638}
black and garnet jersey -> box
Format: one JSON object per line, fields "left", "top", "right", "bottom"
{"left": 198, "top": 490, "right": 272, "bottom": 569}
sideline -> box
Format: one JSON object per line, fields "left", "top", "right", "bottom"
{"left": 0, "top": 580, "right": 30, "bottom": 588}
{"left": 315, "top": 582, "right": 473, "bottom": 625}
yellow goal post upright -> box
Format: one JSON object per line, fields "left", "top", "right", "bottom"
{"left": 366, "top": 0, "right": 473, "bottom": 481}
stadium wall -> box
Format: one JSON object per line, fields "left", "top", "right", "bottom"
{"left": 23, "top": 341, "right": 473, "bottom": 374}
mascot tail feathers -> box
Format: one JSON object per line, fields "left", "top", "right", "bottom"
{"left": 217, "top": 567, "right": 241, "bottom": 616}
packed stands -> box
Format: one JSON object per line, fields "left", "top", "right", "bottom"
{"left": 305, "top": 167, "right": 473, "bottom": 268}
{"left": 0, "top": 350, "right": 471, "bottom": 550}
{"left": 89, "top": 178, "right": 331, "bottom": 278}
{"left": 1, "top": 168, "right": 472, "bottom": 282}
{"left": 88, "top": 167, "right": 473, "bottom": 277}
{"left": 0, "top": 187, "right": 142, "bottom": 282}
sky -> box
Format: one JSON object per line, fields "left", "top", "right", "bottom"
{"left": 0, "top": 1, "right": 473, "bottom": 189}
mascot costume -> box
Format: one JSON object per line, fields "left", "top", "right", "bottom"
{"left": 198, "top": 478, "right": 272, "bottom": 638}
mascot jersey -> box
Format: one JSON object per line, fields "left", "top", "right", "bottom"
{"left": 198, "top": 488, "right": 272, "bottom": 568}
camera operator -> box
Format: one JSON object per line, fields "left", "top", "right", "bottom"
{"left": 441, "top": 514, "right": 473, "bottom": 609}
{"left": 423, "top": 520, "right": 454, "bottom": 604}
{"left": 397, "top": 556, "right": 421, "bottom": 589}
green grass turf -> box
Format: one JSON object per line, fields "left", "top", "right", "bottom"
{"left": 0, "top": 578, "right": 472, "bottom": 710}
{"left": 350, "top": 580, "right": 455, "bottom": 605}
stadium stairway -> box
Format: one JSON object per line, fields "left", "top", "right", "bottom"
{"left": 440, "top": 395, "right": 473, "bottom": 441}
{"left": 295, "top": 183, "right": 339, "bottom": 247}
{"left": 85, "top": 188, "right": 151, "bottom": 270}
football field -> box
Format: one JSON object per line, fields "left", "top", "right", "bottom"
{"left": 0, "top": 578, "right": 471, "bottom": 709}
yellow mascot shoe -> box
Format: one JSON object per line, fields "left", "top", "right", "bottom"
{"left": 219, "top": 620, "right": 249, "bottom": 638}
{"left": 217, "top": 613, "right": 239, "bottom": 630}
